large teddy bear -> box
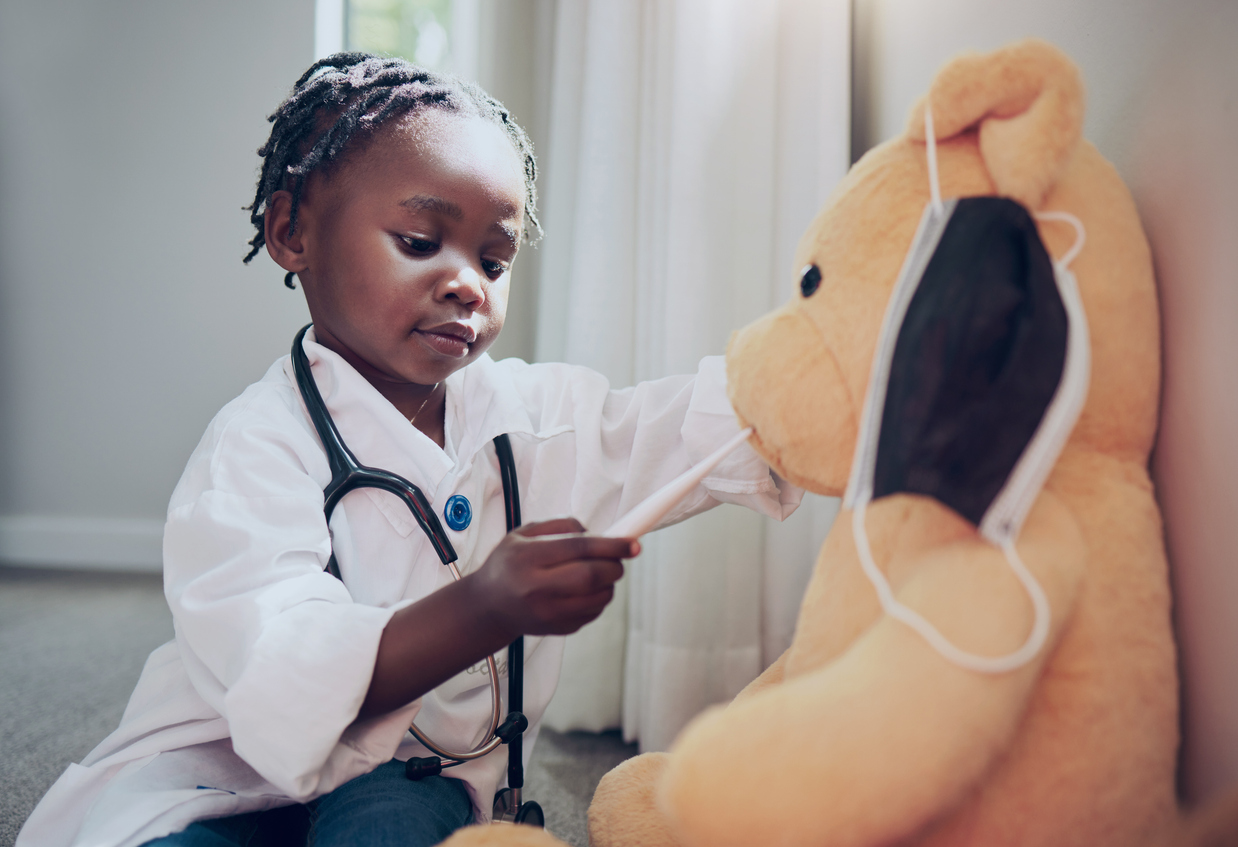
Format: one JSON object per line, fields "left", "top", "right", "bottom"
{"left": 446, "top": 39, "right": 1238, "bottom": 847}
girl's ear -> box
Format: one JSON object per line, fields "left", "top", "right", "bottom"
{"left": 263, "top": 190, "right": 310, "bottom": 273}
{"left": 906, "top": 38, "right": 1085, "bottom": 210}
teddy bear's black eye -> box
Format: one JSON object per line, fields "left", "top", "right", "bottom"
{"left": 800, "top": 264, "right": 822, "bottom": 297}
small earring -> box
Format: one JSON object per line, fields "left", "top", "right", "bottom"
{"left": 284, "top": 271, "right": 297, "bottom": 290}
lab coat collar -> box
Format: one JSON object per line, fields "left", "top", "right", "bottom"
{"left": 285, "top": 329, "right": 537, "bottom": 537}
{"left": 443, "top": 349, "right": 542, "bottom": 466}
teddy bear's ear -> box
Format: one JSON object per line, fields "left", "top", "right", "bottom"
{"left": 906, "top": 39, "right": 1084, "bottom": 210}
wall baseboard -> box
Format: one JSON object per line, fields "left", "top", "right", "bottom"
{"left": 0, "top": 515, "right": 163, "bottom": 573}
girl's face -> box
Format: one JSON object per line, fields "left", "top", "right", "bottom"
{"left": 277, "top": 110, "right": 526, "bottom": 391}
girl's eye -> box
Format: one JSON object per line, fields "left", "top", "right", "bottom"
{"left": 400, "top": 236, "right": 438, "bottom": 255}
{"left": 481, "top": 259, "right": 508, "bottom": 279}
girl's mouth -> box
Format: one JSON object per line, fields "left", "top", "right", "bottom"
{"left": 415, "top": 328, "right": 472, "bottom": 358}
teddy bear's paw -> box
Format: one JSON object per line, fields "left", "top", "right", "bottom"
{"left": 439, "top": 821, "right": 571, "bottom": 847}
{"left": 588, "top": 752, "right": 683, "bottom": 847}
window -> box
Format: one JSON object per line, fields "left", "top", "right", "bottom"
{"left": 316, "top": 0, "right": 478, "bottom": 78}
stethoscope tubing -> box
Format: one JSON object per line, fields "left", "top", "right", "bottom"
{"left": 290, "top": 324, "right": 514, "bottom": 765}
{"left": 493, "top": 434, "right": 526, "bottom": 791}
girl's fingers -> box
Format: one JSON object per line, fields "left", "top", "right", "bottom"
{"left": 518, "top": 517, "right": 586, "bottom": 537}
{"left": 544, "top": 587, "right": 616, "bottom": 633}
{"left": 544, "top": 558, "right": 625, "bottom": 596}
{"left": 521, "top": 533, "right": 639, "bottom": 564}
{"left": 485, "top": 519, "right": 637, "bottom": 634}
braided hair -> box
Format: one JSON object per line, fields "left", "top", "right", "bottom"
{"left": 243, "top": 52, "right": 540, "bottom": 288}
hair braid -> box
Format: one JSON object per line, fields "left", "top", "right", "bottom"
{"left": 243, "top": 53, "right": 541, "bottom": 285}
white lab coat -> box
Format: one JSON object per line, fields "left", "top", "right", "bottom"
{"left": 18, "top": 330, "right": 801, "bottom": 847}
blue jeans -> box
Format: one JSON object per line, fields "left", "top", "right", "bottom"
{"left": 140, "top": 761, "right": 474, "bottom": 847}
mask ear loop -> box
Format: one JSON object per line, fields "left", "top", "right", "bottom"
{"left": 1033, "top": 210, "right": 1086, "bottom": 270}
{"left": 924, "top": 101, "right": 945, "bottom": 218}
{"left": 852, "top": 499, "right": 1052, "bottom": 674}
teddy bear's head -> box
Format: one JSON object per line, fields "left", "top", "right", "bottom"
{"left": 727, "top": 39, "right": 1159, "bottom": 497}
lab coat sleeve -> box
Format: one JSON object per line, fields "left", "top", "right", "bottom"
{"left": 509, "top": 355, "right": 801, "bottom": 533}
{"left": 162, "top": 390, "right": 416, "bottom": 802}
{"left": 680, "top": 355, "right": 803, "bottom": 519}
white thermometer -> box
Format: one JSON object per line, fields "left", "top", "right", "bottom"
{"left": 602, "top": 428, "right": 755, "bottom": 538}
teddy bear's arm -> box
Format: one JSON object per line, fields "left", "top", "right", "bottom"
{"left": 657, "top": 492, "right": 1085, "bottom": 847}
{"left": 732, "top": 647, "right": 789, "bottom": 705}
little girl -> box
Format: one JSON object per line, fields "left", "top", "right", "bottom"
{"left": 18, "top": 54, "right": 799, "bottom": 847}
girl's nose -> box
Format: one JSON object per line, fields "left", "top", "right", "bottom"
{"left": 442, "top": 262, "right": 486, "bottom": 309}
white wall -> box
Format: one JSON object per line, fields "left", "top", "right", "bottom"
{"left": 1137, "top": 5, "right": 1238, "bottom": 806}
{"left": 0, "top": 0, "right": 315, "bottom": 569}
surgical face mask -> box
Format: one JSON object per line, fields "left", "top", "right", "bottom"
{"left": 840, "top": 104, "right": 1090, "bottom": 674}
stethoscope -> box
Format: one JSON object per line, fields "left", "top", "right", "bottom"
{"left": 291, "top": 324, "right": 544, "bottom": 827}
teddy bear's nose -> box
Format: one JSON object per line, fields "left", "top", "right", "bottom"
{"left": 800, "top": 264, "right": 822, "bottom": 297}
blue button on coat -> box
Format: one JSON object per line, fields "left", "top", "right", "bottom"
{"left": 444, "top": 495, "right": 472, "bottom": 531}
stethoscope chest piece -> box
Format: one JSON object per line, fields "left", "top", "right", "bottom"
{"left": 493, "top": 788, "right": 544, "bottom": 826}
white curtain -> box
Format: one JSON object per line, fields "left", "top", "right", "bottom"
{"left": 534, "top": 0, "right": 851, "bottom": 752}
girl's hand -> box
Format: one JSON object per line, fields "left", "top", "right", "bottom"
{"left": 362, "top": 518, "right": 638, "bottom": 717}
{"left": 469, "top": 518, "right": 639, "bottom": 637}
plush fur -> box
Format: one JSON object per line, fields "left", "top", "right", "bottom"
{"left": 442, "top": 822, "right": 566, "bottom": 847}
{"left": 441, "top": 39, "right": 1231, "bottom": 847}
